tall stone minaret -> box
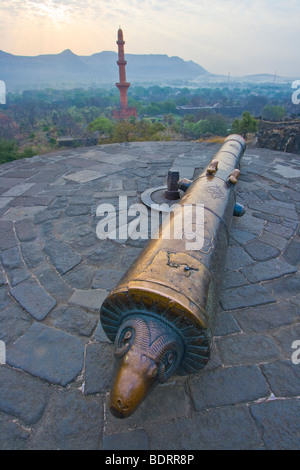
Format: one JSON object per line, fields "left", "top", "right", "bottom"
{"left": 116, "top": 27, "right": 130, "bottom": 110}
{"left": 113, "top": 28, "right": 137, "bottom": 120}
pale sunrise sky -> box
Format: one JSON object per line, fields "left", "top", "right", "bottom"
{"left": 1, "top": 0, "right": 299, "bottom": 77}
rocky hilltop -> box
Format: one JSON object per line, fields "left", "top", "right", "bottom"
{"left": 257, "top": 119, "right": 300, "bottom": 155}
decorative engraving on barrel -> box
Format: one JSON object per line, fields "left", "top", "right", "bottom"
{"left": 205, "top": 185, "right": 227, "bottom": 200}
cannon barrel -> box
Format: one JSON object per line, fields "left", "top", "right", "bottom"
{"left": 100, "top": 134, "right": 246, "bottom": 418}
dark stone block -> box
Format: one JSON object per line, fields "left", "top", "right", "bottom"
{"left": 6, "top": 267, "right": 30, "bottom": 287}
{"left": 65, "top": 205, "right": 90, "bottom": 216}
{"left": 213, "top": 312, "right": 241, "bottom": 336}
{"left": 87, "top": 241, "right": 124, "bottom": 269}
{"left": 0, "top": 221, "right": 18, "bottom": 250}
{"left": 265, "top": 222, "right": 295, "bottom": 239}
{"left": 250, "top": 399, "right": 300, "bottom": 449}
{"left": 8, "top": 196, "right": 55, "bottom": 207}
{"left": 0, "top": 366, "right": 50, "bottom": 424}
{"left": 269, "top": 189, "right": 292, "bottom": 203}
{"left": 0, "top": 302, "right": 32, "bottom": 347}
{"left": 92, "top": 268, "right": 125, "bottom": 290}
{"left": 264, "top": 275, "right": 300, "bottom": 301}
{"left": 241, "top": 259, "right": 297, "bottom": 283}
{"left": 220, "top": 284, "right": 275, "bottom": 311}
{"left": 260, "top": 361, "right": 300, "bottom": 397}
{"left": 33, "top": 208, "right": 63, "bottom": 225}
{"left": 283, "top": 238, "right": 300, "bottom": 266}
{"left": 0, "top": 414, "right": 30, "bottom": 450}
{"left": 34, "top": 265, "right": 73, "bottom": 302}
{"left": 272, "top": 323, "right": 300, "bottom": 358}
{"left": 102, "top": 429, "right": 150, "bottom": 450}
{"left": 51, "top": 305, "right": 98, "bottom": 337}
{"left": 0, "top": 270, "right": 6, "bottom": 286}
{"left": 21, "top": 241, "right": 45, "bottom": 268}
{"left": 221, "top": 270, "right": 249, "bottom": 289}
{"left": 224, "top": 246, "right": 255, "bottom": 271}
{"left": 244, "top": 240, "right": 280, "bottom": 261}
{"left": 0, "top": 286, "right": 12, "bottom": 310}
{"left": 84, "top": 342, "right": 114, "bottom": 394}
{"left": 7, "top": 323, "right": 85, "bottom": 386}
{"left": 259, "top": 230, "right": 288, "bottom": 251}
{"left": 249, "top": 202, "right": 298, "bottom": 221}
{"left": 216, "top": 333, "right": 281, "bottom": 365}
{"left": 0, "top": 246, "right": 22, "bottom": 269}
{"left": 230, "top": 228, "right": 257, "bottom": 245}
{"left": 10, "top": 279, "right": 56, "bottom": 320}
{"left": 71, "top": 232, "right": 98, "bottom": 251}
{"left": 252, "top": 212, "right": 282, "bottom": 224}
{"left": 63, "top": 264, "right": 95, "bottom": 289}
{"left": 43, "top": 240, "right": 82, "bottom": 275}
{"left": 233, "top": 302, "right": 298, "bottom": 334}
{"left": 29, "top": 390, "right": 103, "bottom": 450}
{"left": 189, "top": 365, "right": 270, "bottom": 410}
{"left": 147, "top": 406, "right": 263, "bottom": 450}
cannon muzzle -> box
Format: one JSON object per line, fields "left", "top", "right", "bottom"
{"left": 100, "top": 135, "right": 246, "bottom": 418}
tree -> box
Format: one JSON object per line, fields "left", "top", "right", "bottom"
{"left": 87, "top": 117, "right": 114, "bottom": 136}
{"left": 261, "top": 105, "right": 286, "bottom": 121}
{"left": 0, "top": 140, "right": 18, "bottom": 164}
{"left": 231, "top": 111, "right": 258, "bottom": 138}
{"left": 0, "top": 113, "right": 18, "bottom": 140}
{"left": 111, "top": 121, "right": 137, "bottom": 142}
{"left": 0, "top": 139, "right": 35, "bottom": 164}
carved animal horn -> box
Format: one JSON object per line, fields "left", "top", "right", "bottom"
{"left": 149, "top": 334, "right": 181, "bottom": 383}
{"left": 114, "top": 341, "right": 131, "bottom": 358}
{"left": 131, "top": 316, "right": 150, "bottom": 350}
{"left": 114, "top": 316, "right": 150, "bottom": 358}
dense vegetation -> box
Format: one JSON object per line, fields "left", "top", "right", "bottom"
{"left": 0, "top": 82, "right": 298, "bottom": 163}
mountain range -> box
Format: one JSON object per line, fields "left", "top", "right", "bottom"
{"left": 0, "top": 49, "right": 293, "bottom": 91}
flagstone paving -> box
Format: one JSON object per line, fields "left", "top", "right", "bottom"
{"left": 0, "top": 142, "right": 299, "bottom": 450}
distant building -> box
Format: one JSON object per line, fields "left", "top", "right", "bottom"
{"left": 112, "top": 28, "right": 137, "bottom": 120}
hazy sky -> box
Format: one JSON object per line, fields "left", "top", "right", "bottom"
{"left": 1, "top": 0, "right": 299, "bottom": 77}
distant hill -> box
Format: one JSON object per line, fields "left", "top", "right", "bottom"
{"left": 0, "top": 49, "right": 294, "bottom": 91}
{"left": 0, "top": 49, "right": 210, "bottom": 91}
{"left": 235, "top": 73, "right": 292, "bottom": 84}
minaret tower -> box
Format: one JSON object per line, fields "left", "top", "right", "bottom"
{"left": 113, "top": 28, "right": 137, "bottom": 120}
{"left": 116, "top": 27, "right": 130, "bottom": 110}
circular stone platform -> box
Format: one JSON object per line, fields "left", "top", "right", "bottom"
{"left": 0, "top": 141, "right": 299, "bottom": 450}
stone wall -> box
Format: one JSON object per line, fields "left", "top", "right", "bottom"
{"left": 256, "top": 120, "right": 300, "bottom": 154}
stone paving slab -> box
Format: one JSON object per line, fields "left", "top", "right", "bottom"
{"left": 10, "top": 278, "right": 56, "bottom": 320}
{"left": 250, "top": 399, "right": 300, "bottom": 450}
{"left": 0, "top": 366, "right": 51, "bottom": 425}
{"left": 188, "top": 365, "right": 270, "bottom": 410}
{"left": 7, "top": 323, "right": 85, "bottom": 386}
{"left": 0, "top": 142, "right": 299, "bottom": 450}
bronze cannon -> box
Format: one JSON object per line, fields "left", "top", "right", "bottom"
{"left": 100, "top": 134, "right": 246, "bottom": 418}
